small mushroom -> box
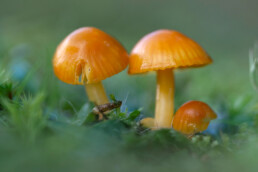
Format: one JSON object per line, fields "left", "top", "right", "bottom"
{"left": 172, "top": 100, "right": 217, "bottom": 135}
{"left": 129, "top": 30, "right": 212, "bottom": 128}
{"left": 140, "top": 117, "right": 155, "bottom": 129}
{"left": 53, "top": 27, "right": 128, "bottom": 105}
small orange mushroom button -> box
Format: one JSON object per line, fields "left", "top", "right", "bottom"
{"left": 172, "top": 101, "right": 217, "bottom": 135}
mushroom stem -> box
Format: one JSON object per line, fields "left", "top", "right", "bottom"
{"left": 85, "top": 82, "right": 109, "bottom": 105}
{"left": 155, "top": 69, "right": 174, "bottom": 128}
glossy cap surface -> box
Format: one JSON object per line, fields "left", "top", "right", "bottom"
{"left": 129, "top": 30, "right": 212, "bottom": 74}
{"left": 53, "top": 27, "right": 129, "bottom": 84}
{"left": 172, "top": 101, "right": 217, "bottom": 135}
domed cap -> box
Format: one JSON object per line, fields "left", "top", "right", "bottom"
{"left": 129, "top": 30, "right": 212, "bottom": 74}
{"left": 172, "top": 101, "right": 217, "bottom": 135}
{"left": 53, "top": 27, "right": 129, "bottom": 84}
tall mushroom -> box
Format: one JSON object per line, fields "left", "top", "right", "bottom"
{"left": 129, "top": 30, "right": 212, "bottom": 128}
{"left": 53, "top": 27, "right": 128, "bottom": 105}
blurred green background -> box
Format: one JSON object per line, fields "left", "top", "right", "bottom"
{"left": 1, "top": 0, "right": 257, "bottom": 113}
{"left": 0, "top": 0, "right": 258, "bottom": 171}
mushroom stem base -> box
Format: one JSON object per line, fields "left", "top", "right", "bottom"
{"left": 85, "top": 82, "right": 109, "bottom": 105}
{"left": 155, "top": 69, "right": 174, "bottom": 128}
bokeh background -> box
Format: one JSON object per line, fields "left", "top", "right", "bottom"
{"left": 1, "top": 0, "right": 257, "bottom": 113}
{"left": 0, "top": 0, "right": 258, "bottom": 171}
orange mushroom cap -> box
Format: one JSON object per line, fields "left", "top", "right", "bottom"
{"left": 172, "top": 101, "right": 217, "bottom": 135}
{"left": 53, "top": 27, "right": 129, "bottom": 84}
{"left": 128, "top": 30, "right": 212, "bottom": 74}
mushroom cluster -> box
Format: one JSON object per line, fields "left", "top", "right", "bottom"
{"left": 53, "top": 27, "right": 217, "bottom": 136}
{"left": 128, "top": 30, "right": 213, "bottom": 129}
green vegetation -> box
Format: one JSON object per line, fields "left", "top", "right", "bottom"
{"left": 0, "top": 67, "right": 257, "bottom": 171}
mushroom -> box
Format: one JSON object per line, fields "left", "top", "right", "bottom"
{"left": 172, "top": 100, "right": 217, "bottom": 135}
{"left": 53, "top": 27, "right": 128, "bottom": 105}
{"left": 140, "top": 117, "right": 155, "bottom": 129}
{"left": 129, "top": 30, "right": 212, "bottom": 128}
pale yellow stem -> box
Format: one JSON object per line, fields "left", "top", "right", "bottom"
{"left": 155, "top": 69, "right": 174, "bottom": 128}
{"left": 85, "top": 82, "right": 109, "bottom": 105}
